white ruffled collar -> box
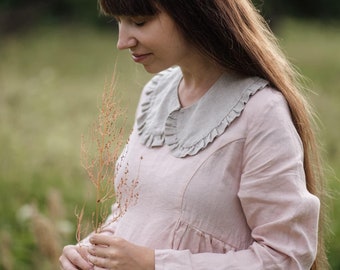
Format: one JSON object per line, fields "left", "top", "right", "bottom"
{"left": 136, "top": 67, "right": 268, "bottom": 158}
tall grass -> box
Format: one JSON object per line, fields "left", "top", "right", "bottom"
{"left": 0, "top": 20, "right": 339, "bottom": 269}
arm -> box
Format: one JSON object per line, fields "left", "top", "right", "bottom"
{"left": 154, "top": 89, "right": 320, "bottom": 269}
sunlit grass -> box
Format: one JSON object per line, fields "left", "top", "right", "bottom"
{"left": 0, "top": 20, "right": 339, "bottom": 269}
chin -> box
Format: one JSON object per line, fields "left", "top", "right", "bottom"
{"left": 143, "top": 64, "right": 172, "bottom": 74}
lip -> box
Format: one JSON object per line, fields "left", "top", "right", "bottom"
{"left": 131, "top": 53, "right": 152, "bottom": 63}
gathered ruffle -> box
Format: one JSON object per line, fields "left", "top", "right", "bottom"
{"left": 136, "top": 67, "right": 268, "bottom": 158}
{"left": 137, "top": 73, "right": 163, "bottom": 146}
{"left": 137, "top": 67, "right": 181, "bottom": 147}
{"left": 172, "top": 220, "right": 241, "bottom": 254}
{"left": 164, "top": 77, "right": 268, "bottom": 157}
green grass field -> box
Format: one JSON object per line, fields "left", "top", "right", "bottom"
{"left": 0, "top": 19, "right": 339, "bottom": 269}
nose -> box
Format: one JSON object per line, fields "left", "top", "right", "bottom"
{"left": 116, "top": 23, "right": 137, "bottom": 50}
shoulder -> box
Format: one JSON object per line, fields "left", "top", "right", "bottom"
{"left": 241, "top": 86, "right": 301, "bottom": 145}
{"left": 245, "top": 86, "right": 289, "bottom": 113}
{"left": 241, "top": 86, "right": 302, "bottom": 150}
{"left": 243, "top": 86, "right": 292, "bottom": 125}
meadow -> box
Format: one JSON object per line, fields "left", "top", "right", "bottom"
{"left": 0, "top": 19, "right": 339, "bottom": 269}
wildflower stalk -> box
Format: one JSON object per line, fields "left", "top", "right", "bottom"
{"left": 77, "top": 74, "right": 126, "bottom": 240}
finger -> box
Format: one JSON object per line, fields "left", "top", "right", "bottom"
{"left": 59, "top": 254, "right": 79, "bottom": 270}
{"left": 89, "top": 234, "right": 112, "bottom": 246}
{"left": 90, "top": 234, "right": 123, "bottom": 247}
{"left": 61, "top": 245, "right": 93, "bottom": 270}
{"left": 93, "top": 267, "right": 107, "bottom": 270}
{"left": 88, "top": 254, "right": 110, "bottom": 268}
{"left": 88, "top": 245, "right": 114, "bottom": 259}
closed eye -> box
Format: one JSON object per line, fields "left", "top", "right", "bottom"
{"left": 113, "top": 15, "right": 152, "bottom": 27}
{"left": 133, "top": 20, "right": 146, "bottom": 26}
{"left": 131, "top": 15, "right": 154, "bottom": 27}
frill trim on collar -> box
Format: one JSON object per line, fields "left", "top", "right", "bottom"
{"left": 137, "top": 67, "right": 181, "bottom": 147}
{"left": 137, "top": 67, "right": 268, "bottom": 158}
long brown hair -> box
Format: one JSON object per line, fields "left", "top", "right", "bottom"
{"left": 98, "top": 0, "right": 329, "bottom": 268}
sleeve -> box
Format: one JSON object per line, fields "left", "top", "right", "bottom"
{"left": 154, "top": 88, "right": 320, "bottom": 270}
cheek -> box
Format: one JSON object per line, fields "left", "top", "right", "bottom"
{"left": 169, "top": 30, "right": 191, "bottom": 51}
{"left": 169, "top": 39, "right": 191, "bottom": 59}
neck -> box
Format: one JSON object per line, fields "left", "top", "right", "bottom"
{"left": 178, "top": 60, "right": 224, "bottom": 107}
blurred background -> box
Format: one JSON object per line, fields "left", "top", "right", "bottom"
{"left": 0, "top": 1, "right": 339, "bottom": 269}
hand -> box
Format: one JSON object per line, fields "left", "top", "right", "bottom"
{"left": 88, "top": 234, "right": 155, "bottom": 270}
{"left": 59, "top": 244, "right": 94, "bottom": 270}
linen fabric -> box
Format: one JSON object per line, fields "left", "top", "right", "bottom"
{"left": 82, "top": 67, "right": 320, "bottom": 269}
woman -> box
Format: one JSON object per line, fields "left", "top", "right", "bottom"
{"left": 59, "top": 0, "right": 329, "bottom": 269}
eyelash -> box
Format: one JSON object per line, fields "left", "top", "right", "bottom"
{"left": 114, "top": 16, "right": 147, "bottom": 27}
{"left": 134, "top": 21, "right": 146, "bottom": 26}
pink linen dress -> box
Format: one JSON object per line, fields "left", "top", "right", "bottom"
{"left": 83, "top": 67, "right": 320, "bottom": 269}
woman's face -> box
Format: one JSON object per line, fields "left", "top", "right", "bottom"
{"left": 116, "top": 11, "right": 193, "bottom": 73}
